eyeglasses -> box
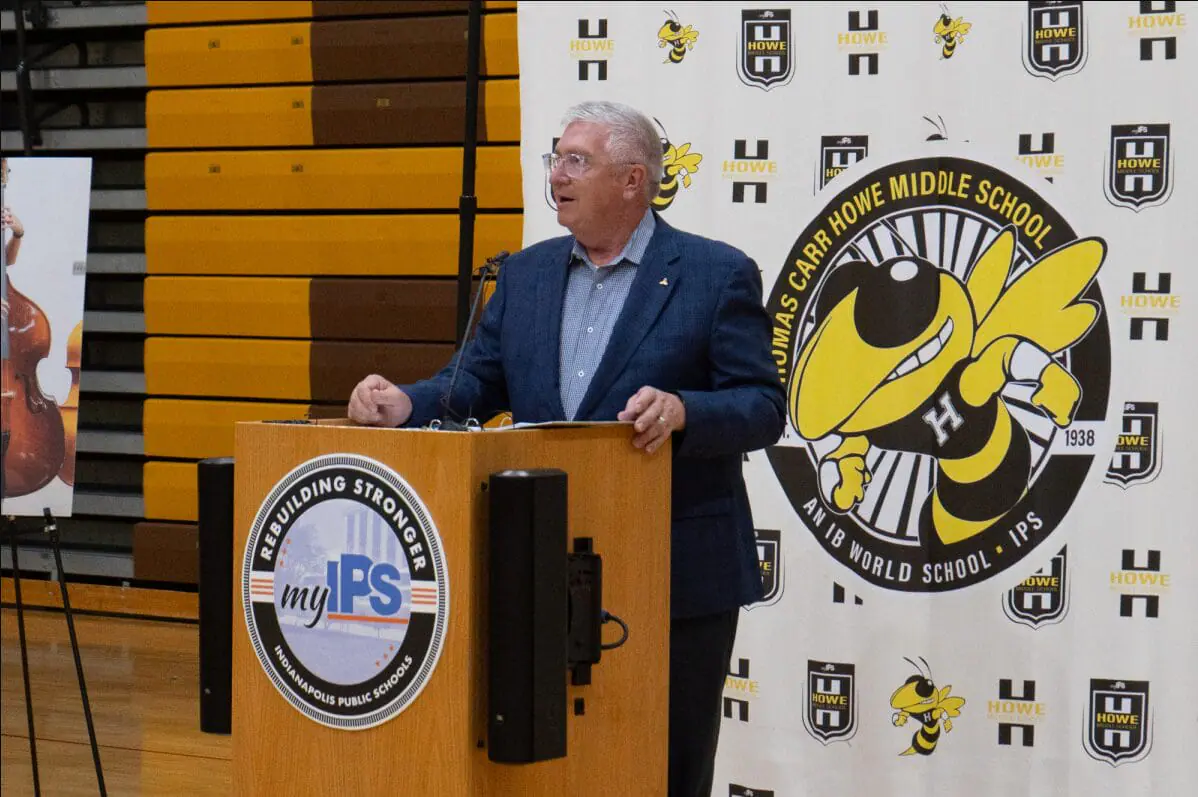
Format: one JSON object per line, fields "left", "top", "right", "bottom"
{"left": 542, "top": 152, "right": 640, "bottom": 180}
{"left": 542, "top": 152, "right": 593, "bottom": 179}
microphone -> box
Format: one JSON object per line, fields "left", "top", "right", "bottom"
{"left": 436, "top": 250, "right": 510, "bottom": 431}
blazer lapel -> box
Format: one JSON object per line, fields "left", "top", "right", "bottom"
{"left": 573, "top": 220, "right": 682, "bottom": 420}
{"left": 533, "top": 237, "right": 574, "bottom": 420}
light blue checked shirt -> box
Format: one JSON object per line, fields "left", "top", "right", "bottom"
{"left": 559, "top": 208, "right": 656, "bottom": 420}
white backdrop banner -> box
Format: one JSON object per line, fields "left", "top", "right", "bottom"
{"left": 516, "top": 2, "right": 1194, "bottom": 794}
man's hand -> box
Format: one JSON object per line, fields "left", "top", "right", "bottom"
{"left": 347, "top": 374, "right": 413, "bottom": 427}
{"left": 617, "top": 386, "right": 685, "bottom": 454}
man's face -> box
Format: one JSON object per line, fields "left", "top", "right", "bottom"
{"left": 549, "top": 121, "right": 634, "bottom": 234}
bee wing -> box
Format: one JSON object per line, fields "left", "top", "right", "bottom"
{"left": 966, "top": 226, "right": 1016, "bottom": 326}
{"left": 939, "top": 699, "right": 967, "bottom": 719}
{"left": 972, "top": 235, "right": 1106, "bottom": 357}
{"left": 939, "top": 693, "right": 966, "bottom": 717}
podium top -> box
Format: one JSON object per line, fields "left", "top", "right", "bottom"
{"left": 251, "top": 418, "right": 634, "bottom": 433}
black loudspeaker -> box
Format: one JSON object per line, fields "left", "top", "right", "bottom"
{"left": 487, "top": 468, "right": 568, "bottom": 764}
{"left": 197, "top": 456, "right": 234, "bottom": 735}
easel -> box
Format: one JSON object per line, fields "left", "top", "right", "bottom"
{"left": 2, "top": 506, "right": 107, "bottom": 796}
{"left": 2, "top": 1, "right": 105, "bottom": 777}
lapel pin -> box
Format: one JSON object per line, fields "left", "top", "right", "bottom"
{"left": 659, "top": 278, "right": 669, "bottom": 286}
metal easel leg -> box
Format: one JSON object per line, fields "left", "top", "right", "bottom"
{"left": 43, "top": 509, "right": 106, "bottom": 795}
{"left": 5, "top": 515, "right": 42, "bottom": 797}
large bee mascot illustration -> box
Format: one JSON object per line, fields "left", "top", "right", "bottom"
{"left": 789, "top": 224, "right": 1106, "bottom": 547}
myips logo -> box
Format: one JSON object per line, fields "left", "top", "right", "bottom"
{"left": 1129, "top": 0, "right": 1187, "bottom": 61}
{"left": 723, "top": 139, "right": 777, "bottom": 205}
{"left": 1003, "top": 546, "right": 1070, "bottom": 629}
{"left": 1084, "top": 679, "right": 1153, "bottom": 766}
{"left": 656, "top": 11, "right": 698, "bottom": 65}
{"left": 570, "top": 17, "right": 613, "bottom": 81}
{"left": 1106, "top": 123, "right": 1173, "bottom": 211}
{"left": 1105, "top": 402, "right": 1162, "bottom": 488}
{"left": 818, "top": 135, "right": 869, "bottom": 191}
{"left": 1023, "top": 1, "right": 1088, "bottom": 80}
{"left": 737, "top": 9, "right": 793, "bottom": 91}
{"left": 652, "top": 118, "right": 703, "bottom": 212}
{"left": 890, "top": 657, "right": 965, "bottom": 756}
{"left": 1121, "top": 270, "right": 1179, "bottom": 342}
{"left": 242, "top": 454, "right": 449, "bottom": 730}
{"left": 804, "top": 660, "right": 857, "bottom": 744}
{"left": 765, "top": 147, "right": 1111, "bottom": 594}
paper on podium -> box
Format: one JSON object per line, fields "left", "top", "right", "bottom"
{"left": 489, "top": 420, "right": 632, "bottom": 431}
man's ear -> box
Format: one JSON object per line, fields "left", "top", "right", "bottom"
{"left": 623, "top": 163, "right": 649, "bottom": 200}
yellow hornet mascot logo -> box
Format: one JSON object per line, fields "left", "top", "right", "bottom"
{"left": 657, "top": 11, "right": 699, "bottom": 64}
{"left": 651, "top": 118, "right": 703, "bottom": 211}
{"left": 789, "top": 224, "right": 1105, "bottom": 547}
{"left": 890, "top": 657, "right": 965, "bottom": 756}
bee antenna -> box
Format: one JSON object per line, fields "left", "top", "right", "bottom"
{"left": 920, "top": 656, "right": 933, "bottom": 681}
{"left": 903, "top": 656, "right": 921, "bottom": 674}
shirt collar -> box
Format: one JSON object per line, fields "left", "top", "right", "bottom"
{"left": 570, "top": 208, "right": 656, "bottom": 269}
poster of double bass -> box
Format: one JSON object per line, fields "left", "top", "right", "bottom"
{"left": 1, "top": 156, "right": 90, "bottom": 518}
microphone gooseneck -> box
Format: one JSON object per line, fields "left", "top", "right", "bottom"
{"left": 437, "top": 250, "right": 510, "bottom": 431}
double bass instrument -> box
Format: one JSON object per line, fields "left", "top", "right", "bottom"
{"left": 2, "top": 160, "right": 66, "bottom": 499}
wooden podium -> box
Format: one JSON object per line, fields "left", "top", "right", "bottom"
{"left": 231, "top": 420, "right": 670, "bottom": 795}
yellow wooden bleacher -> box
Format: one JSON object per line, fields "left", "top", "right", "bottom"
{"left": 145, "top": 147, "right": 521, "bottom": 210}
{"left": 146, "top": 78, "right": 519, "bottom": 148}
{"left": 138, "top": 1, "right": 521, "bottom": 553}
{"left": 144, "top": 14, "right": 517, "bottom": 87}
{"left": 144, "top": 398, "right": 312, "bottom": 460}
{"left": 144, "top": 214, "right": 521, "bottom": 276}
{"left": 144, "top": 276, "right": 458, "bottom": 339}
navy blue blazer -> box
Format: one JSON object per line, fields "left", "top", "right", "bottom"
{"left": 399, "top": 214, "right": 785, "bottom": 618}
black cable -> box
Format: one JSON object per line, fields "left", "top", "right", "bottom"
{"left": 600, "top": 610, "right": 629, "bottom": 650}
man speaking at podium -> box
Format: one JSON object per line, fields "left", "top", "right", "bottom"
{"left": 348, "top": 100, "right": 784, "bottom": 797}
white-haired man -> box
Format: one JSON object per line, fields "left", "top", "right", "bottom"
{"left": 350, "top": 100, "right": 784, "bottom": 796}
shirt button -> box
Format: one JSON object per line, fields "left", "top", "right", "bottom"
{"left": 578, "top": 370, "right": 585, "bottom": 377}
{"left": 587, "top": 327, "right": 594, "bottom": 334}
{"left": 596, "top": 283, "right": 604, "bottom": 290}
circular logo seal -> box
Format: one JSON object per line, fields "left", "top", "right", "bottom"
{"left": 242, "top": 454, "right": 449, "bottom": 729}
{"left": 765, "top": 149, "right": 1111, "bottom": 593}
